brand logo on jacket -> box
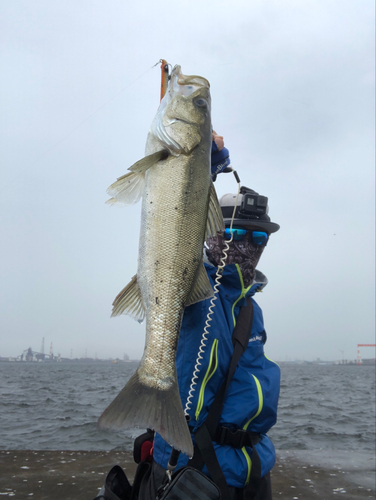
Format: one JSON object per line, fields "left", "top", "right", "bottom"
{"left": 249, "top": 335, "right": 263, "bottom": 343}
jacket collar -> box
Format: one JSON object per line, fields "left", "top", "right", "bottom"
{"left": 205, "top": 263, "right": 268, "bottom": 299}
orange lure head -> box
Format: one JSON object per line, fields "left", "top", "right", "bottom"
{"left": 160, "top": 59, "right": 169, "bottom": 101}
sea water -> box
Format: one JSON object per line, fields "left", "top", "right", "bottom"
{"left": 1, "top": 362, "right": 374, "bottom": 467}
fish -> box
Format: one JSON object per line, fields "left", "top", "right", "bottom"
{"left": 98, "top": 65, "right": 224, "bottom": 457}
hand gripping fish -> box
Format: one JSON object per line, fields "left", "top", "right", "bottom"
{"left": 98, "top": 65, "right": 224, "bottom": 457}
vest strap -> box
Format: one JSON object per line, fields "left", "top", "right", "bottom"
{"left": 214, "top": 426, "right": 261, "bottom": 449}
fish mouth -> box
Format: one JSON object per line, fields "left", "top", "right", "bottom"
{"left": 151, "top": 65, "right": 210, "bottom": 153}
{"left": 177, "top": 74, "right": 210, "bottom": 89}
{"left": 170, "top": 65, "right": 210, "bottom": 97}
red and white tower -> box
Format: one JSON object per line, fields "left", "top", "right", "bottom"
{"left": 356, "top": 344, "right": 376, "bottom": 364}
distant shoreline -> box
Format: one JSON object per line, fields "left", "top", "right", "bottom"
{"left": 1, "top": 358, "right": 374, "bottom": 365}
{"left": 0, "top": 358, "right": 141, "bottom": 363}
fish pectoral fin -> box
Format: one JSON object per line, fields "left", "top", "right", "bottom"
{"left": 106, "top": 171, "right": 145, "bottom": 205}
{"left": 185, "top": 263, "right": 214, "bottom": 307}
{"left": 111, "top": 275, "right": 145, "bottom": 323}
{"left": 105, "top": 197, "right": 124, "bottom": 206}
{"left": 128, "top": 149, "right": 169, "bottom": 173}
{"left": 106, "top": 150, "right": 169, "bottom": 205}
{"left": 206, "top": 182, "right": 225, "bottom": 239}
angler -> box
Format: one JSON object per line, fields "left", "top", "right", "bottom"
{"left": 95, "top": 64, "right": 280, "bottom": 499}
{"left": 94, "top": 164, "right": 281, "bottom": 499}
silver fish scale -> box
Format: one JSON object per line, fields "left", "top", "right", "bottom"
{"left": 137, "top": 150, "right": 211, "bottom": 391}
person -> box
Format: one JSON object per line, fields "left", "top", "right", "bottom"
{"left": 94, "top": 134, "right": 281, "bottom": 500}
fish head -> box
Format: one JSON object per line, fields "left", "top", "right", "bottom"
{"left": 150, "top": 65, "right": 212, "bottom": 155}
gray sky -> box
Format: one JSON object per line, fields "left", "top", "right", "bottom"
{"left": 1, "top": 0, "right": 374, "bottom": 362}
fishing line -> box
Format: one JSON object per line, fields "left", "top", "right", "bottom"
{"left": 184, "top": 171, "right": 241, "bottom": 417}
{"left": 0, "top": 62, "right": 159, "bottom": 196}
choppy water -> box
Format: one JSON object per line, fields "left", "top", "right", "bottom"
{"left": 269, "top": 363, "right": 376, "bottom": 455}
{"left": 0, "top": 362, "right": 375, "bottom": 462}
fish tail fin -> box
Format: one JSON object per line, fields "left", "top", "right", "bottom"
{"left": 98, "top": 370, "right": 193, "bottom": 458}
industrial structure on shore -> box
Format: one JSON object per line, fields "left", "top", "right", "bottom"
{"left": 0, "top": 337, "right": 136, "bottom": 363}
{"left": 15, "top": 338, "right": 62, "bottom": 362}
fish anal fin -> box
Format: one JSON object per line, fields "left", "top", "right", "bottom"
{"left": 185, "top": 263, "right": 214, "bottom": 307}
{"left": 206, "top": 182, "right": 225, "bottom": 239}
{"left": 128, "top": 150, "right": 169, "bottom": 173}
{"left": 111, "top": 275, "right": 145, "bottom": 323}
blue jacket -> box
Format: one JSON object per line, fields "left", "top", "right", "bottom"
{"left": 211, "top": 141, "right": 231, "bottom": 177}
{"left": 153, "top": 263, "right": 280, "bottom": 488}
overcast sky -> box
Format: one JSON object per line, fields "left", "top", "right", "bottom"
{"left": 1, "top": 0, "right": 374, "bottom": 362}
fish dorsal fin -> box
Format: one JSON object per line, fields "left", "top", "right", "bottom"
{"left": 111, "top": 275, "right": 145, "bottom": 323}
{"left": 206, "top": 182, "right": 225, "bottom": 239}
{"left": 185, "top": 263, "right": 214, "bottom": 307}
{"left": 128, "top": 150, "right": 169, "bottom": 173}
{"left": 106, "top": 150, "right": 169, "bottom": 205}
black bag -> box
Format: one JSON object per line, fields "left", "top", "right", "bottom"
{"left": 156, "top": 467, "right": 220, "bottom": 500}
{"left": 93, "top": 465, "right": 132, "bottom": 500}
{"left": 93, "top": 461, "right": 151, "bottom": 500}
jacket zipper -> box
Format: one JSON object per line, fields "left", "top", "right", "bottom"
{"left": 242, "top": 374, "right": 263, "bottom": 484}
{"left": 195, "top": 339, "right": 219, "bottom": 420}
{"left": 232, "top": 264, "right": 252, "bottom": 326}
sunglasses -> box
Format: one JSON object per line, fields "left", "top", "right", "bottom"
{"left": 223, "top": 227, "right": 269, "bottom": 246}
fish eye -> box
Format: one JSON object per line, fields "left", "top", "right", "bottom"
{"left": 194, "top": 98, "right": 208, "bottom": 108}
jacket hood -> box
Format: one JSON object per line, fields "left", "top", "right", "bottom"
{"left": 252, "top": 269, "right": 268, "bottom": 293}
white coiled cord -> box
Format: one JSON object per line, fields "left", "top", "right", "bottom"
{"left": 184, "top": 177, "right": 241, "bottom": 417}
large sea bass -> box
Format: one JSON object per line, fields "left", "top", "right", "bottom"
{"left": 98, "top": 65, "right": 224, "bottom": 457}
